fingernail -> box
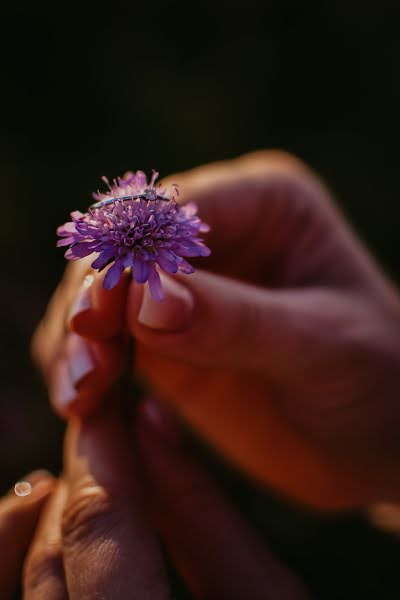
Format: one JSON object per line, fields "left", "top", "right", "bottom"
{"left": 68, "top": 274, "right": 94, "bottom": 322}
{"left": 66, "top": 334, "right": 95, "bottom": 387}
{"left": 140, "top": 397, "right": 182, "bottom": 446}
{"left": 14, "top": 470, "right": 53, "bottom": 497}
{"left": 52, "top": 359, "right": 77, "bottom": 409}
{"left": 138, "top": 274, "right": 194, "bottom": 331}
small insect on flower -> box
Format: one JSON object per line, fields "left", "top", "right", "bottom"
{"left": 57, "top": 170, "right": 211, "bottom": 301}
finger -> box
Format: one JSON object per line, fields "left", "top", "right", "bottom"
{"left": 49, "top": 333, "right": 126, "bottom": 417}
{"left": 129, "top": 269, "right": 400, "bottom": 463}
{"left": 23, "top": 483, "right": 68, "bottom": 599}
{"left": 134, "top": 345, "right": 377, "bottom": 509}
{"left": 32, "top": 258, "right": 92, "bottom": 381}
{"left": 33, "top": 261, "right": 128, "bottom": 394}
{"left": 161, "top": 150, "right": 375, "bottom": 289}
{"left": 0, "top": 470, "right": 55, "bottom": 600}
{"left": 135, "top": 398, "right": 310, "bottom": 600}
{"left": 128, "top": 272, "right": 388, "bottom": 507}
{"left": 68, "top": 149, "right": 369, "bottom": 343}
{"left": 127, "top": 268, "right": 368, "bottom": 380}
{"left": 68, "top": 266, "right": 129, "bottom": 340}
{"left": 60, "top": 404, "right": 171, "bottom": 599}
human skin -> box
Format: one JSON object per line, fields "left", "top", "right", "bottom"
{"left": 0, "top": 470, "right": 54, "bottom": 599}
{"left": 14, "top": 398, "right": 309, "bottom": 599}
{"left": 33, "top": 150, "right": 400, "bottom": 509}
{"left": 21, "top": 402, "right": 172, "bottom": 600}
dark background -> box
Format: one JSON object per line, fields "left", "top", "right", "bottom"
{"left": 1, "top": 1, "right": 400, "bottom": 598}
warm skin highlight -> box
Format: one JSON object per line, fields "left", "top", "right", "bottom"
{"left": 33, "top": 151, "right": 400, "bottom": 509}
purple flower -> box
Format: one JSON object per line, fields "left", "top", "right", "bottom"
{"left": 57, "top": 170, "right": 211, "bottom": 301}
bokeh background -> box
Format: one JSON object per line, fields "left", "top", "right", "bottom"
{"left": 1, "top": 1, "right": 400, "bottom": 598}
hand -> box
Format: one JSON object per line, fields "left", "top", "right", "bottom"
{"left": 33, "top": 151, "right": 400, "bottom": 508}
{"left": 22, "top": 399, "right": 309, "bottom": 599}
{"left": 0, "top": 470, "right": 54, "bottom": 600}
{"left": 23, "top": 403, "right": 171, "bottom": 599}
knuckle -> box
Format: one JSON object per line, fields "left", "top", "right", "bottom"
{"left": 239, "top": 148, "right": 309, "bottom": 175}
{"left": 23, "top": 544, "right": 63, "bottom": 592}
{"left": 61, "top": 484, "right": 119, "bottom": 549}
{"left": 236, "top": 150, "right": 334, "bottom": 229}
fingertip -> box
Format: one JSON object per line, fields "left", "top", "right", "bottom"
{"left": 54, "top": 386, "right": 108, "bottom": 420}
{"left": 91, "top": 265, "right": 130, "bottom": 314}
{"left": 21, "top": 477, "right": 55, "bottom": 504}
{"left": 68, "top": 274, "right": 96, "bottom": 336}
{"left": 129, "top": 274, "right": 194, "bottom": 337}
{"left": 8, "top": 470, "right": 55, "bottom": 505}
{"left": 0, "top": 472, "right": 55, "bottom": 600}
{"left": 68, "top": 267, "right": 129, "bottom": 340}
{"left": 18, "top": 470, "right": 55, "bottom": 493}
{"left": 50, "top": 338, "right": 126, "bottom": 419}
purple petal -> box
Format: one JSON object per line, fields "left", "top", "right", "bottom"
{"left": 158, "top": 249, "right": 177, "bottom": 262}
{"left": 132, "top": 259, "right": 150, "bottom": 283}
{"left": 57, "top": 222, "right": 77, "bottom": 236}
{"left": 91, "top": 248, "right": 116, "bottom": 269}
{"left": 175, "top": 240, "right": 211, "bottom": 257}
{"left": 122, "top": 253, "right": 134, "bottom": 268}
{"left": 157, "top": 254, "right": 179, "bottom": 274}
{"left": 64, "top": 248, "right": 81, "bottom": 261}
{"left": 181, "top": 202, "right": 198, "bottom": 217}
{"left": 57, "top": 171, "right": 211, "bottom": 289}
{"left": 178, "top": 259, "right": 195, "bottom": 274}
{"left": 197, "top": 244, "right": 211, "bottom": 257}
{"left": 75, "top": 222, "right": 101, "bottom": 237}
{"left": 103, "top": 261, "right": 124, "bottom": 291}
{"left": 57, "top": 236, "right": 74, "bottom": 247}
{"left": 147, "top": 266, "right": 163, "bottom": 302}
{"left": 66, "top": 241, "right": 98, "bottom": 258}
{"left": 70, "top": 210, "right": 85, "bottom": 220}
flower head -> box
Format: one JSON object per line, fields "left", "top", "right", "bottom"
{"left": 57, "top": 170, "right": 211, "bottom": 301}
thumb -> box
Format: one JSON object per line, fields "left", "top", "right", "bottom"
{"left": 127, "top": 269, "right": 358, "bottom": 379}
{"left": 127, "top": 273, "right": 381, "bottom": 509}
